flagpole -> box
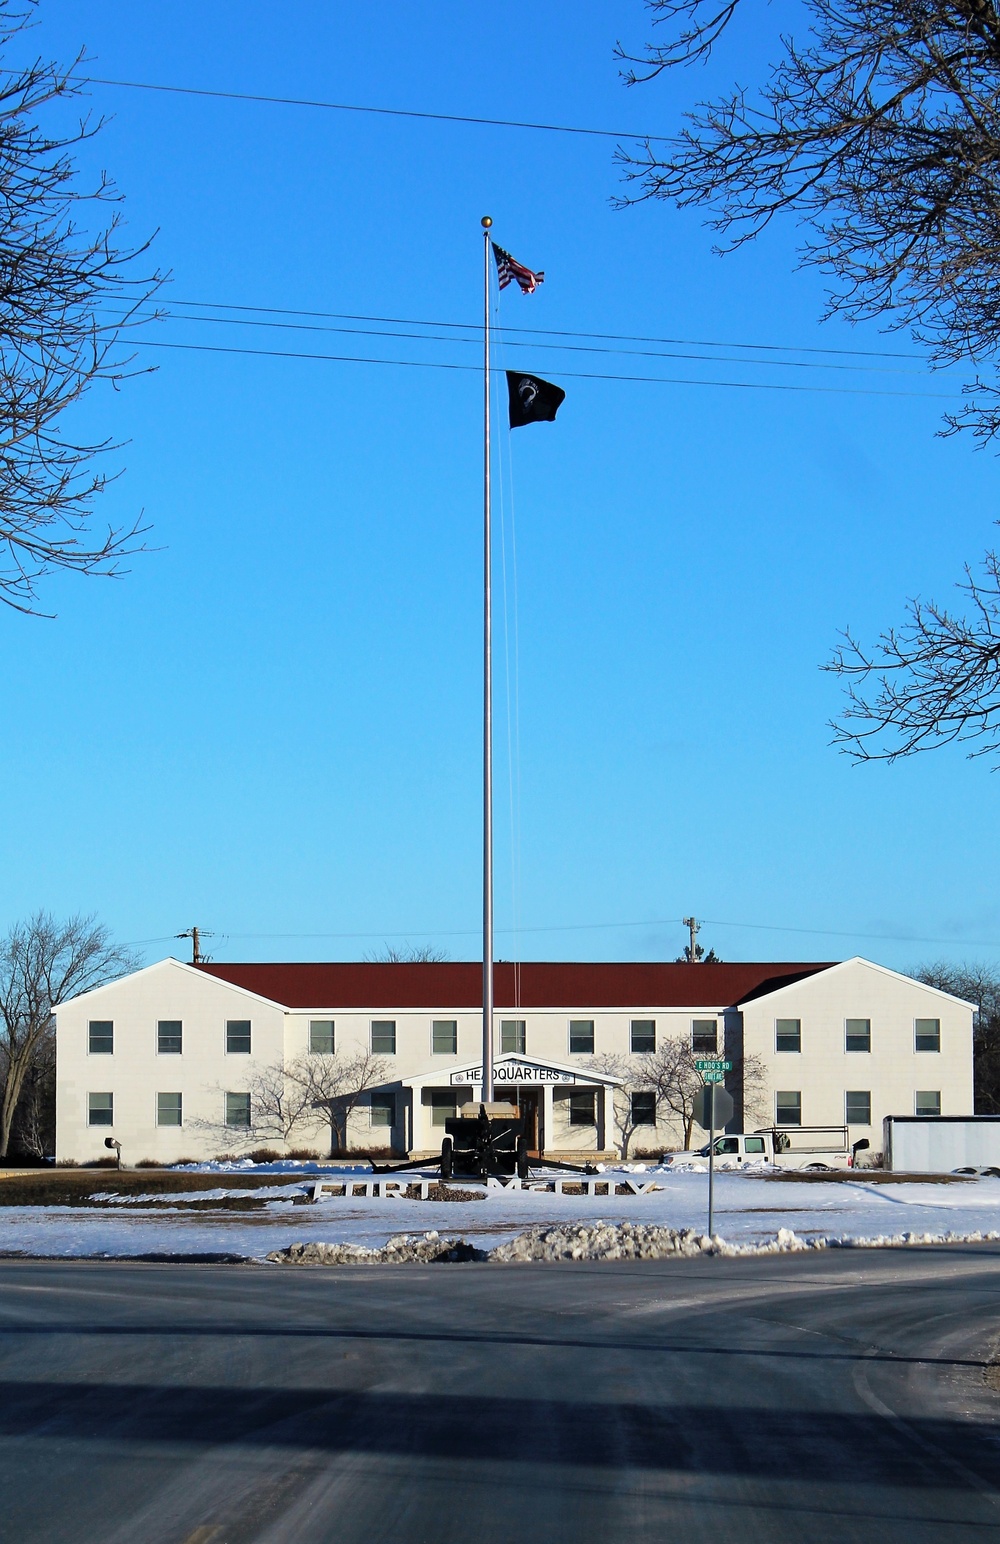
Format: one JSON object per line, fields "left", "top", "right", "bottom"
{"left": 481, "top": 214, "right": 494, "bottom": 1106}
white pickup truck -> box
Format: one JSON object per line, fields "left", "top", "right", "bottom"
{"left": 666, "top": 1126, "right": 870, "bottom": 1171}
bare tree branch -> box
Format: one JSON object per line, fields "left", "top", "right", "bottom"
{"left": 825, "top": 541, "right": 1000, "bottom": 760}
{"left": 0, "top": 1, "right": 162, "bottom": 615}
{"left": 616, "top": 0, "right": 1000, "bottom": 443}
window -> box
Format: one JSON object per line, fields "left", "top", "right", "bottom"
{"left": 225, "top": 1092, "right": 251, "bottom": 1129}
{"left": 309, "top": 1020, "right": 335, "bottom": 1054}
{"left": 432, "top": 1020, "right": 457, "bottom": 1055}
{"left": 226, "top": 1020, "right": 251, "bottom": 1055}
{"left": 845, "top": 1019, "right": 871, "bottom": 1053}
{"left": 744, "top": 1136, "right": 766, "bottom": 1154}
{"left": 157, "top": 1020, "right": 182, "bottom": 1055}
{"left": 371, "top": 1020, "right": 396, "bottom": 1054}
{"left": 714, "top": 1136, "right": 740, "bottom": 1155}
{"left": 630, "top": 1019, "right": 655, "bottom": 1054}
{"left": 157, "top": 1092, "right": 182, "bottom": 1127}
{"left": 915, "top": 1090, "right": 941, "bottom": 1117}
{"left": 430, "top": 1091, "right": 457, "bottom": 1127}
{"left": 569, "top": 1020, "right": 595, "bottom": 1054}
{"left": 691, "top": 1020, "right": 718, "bottom": 1054}
{"left": 775, "top": 1090, "right": 802, "bottom": 1126}
{"left": 371, "top": 1092, "right": 396, "bottom": 1128}
{"left": 88, "top": 1092, "right": 113, "bottom": 1126}
{"left": 89, "top": 1020, "right": 113, "bottom": 1055}
{"left": 501, "top": 1020, "right": 525, "bottom": 1054}
{"left": 775, "top": 1019, "right": 802, "bottom": 1053}
{"left": 915, "top": 1018, "right": 941, "bottom": 1052}
{"left": 568, "top": 1091, "right": 596, "bottom": 1126}
{"left": 845, "top": 1090, "right": 871, "bottom": 1125}
{"left": 631, "top": 1091, "right": 656, "bottom": 1126}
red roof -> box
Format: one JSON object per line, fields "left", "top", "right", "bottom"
{"left": 194, "top": 960, "right": 834, "bottom": 1010}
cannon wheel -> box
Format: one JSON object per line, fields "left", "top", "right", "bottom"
{"left": 440, "top": 1135, "right": 454, "bottom": 1181}
{"left": 516, "top": 1134, "right": 529, "bottom": 1180}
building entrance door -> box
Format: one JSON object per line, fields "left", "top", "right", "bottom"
{"left": 513, "top": 1088, "right": 542, "bottom": 1157}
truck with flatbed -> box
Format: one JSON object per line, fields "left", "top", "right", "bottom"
{"left": 665, "top": 1125, "right": 869, "bottom": 1171}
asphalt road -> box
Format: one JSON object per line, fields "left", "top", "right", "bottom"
{"left": 0, "top": 1247, "right": 998, "bottom": 1543}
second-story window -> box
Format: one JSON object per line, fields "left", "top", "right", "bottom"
{"left": 432, "top": 1020, "right": 458, "bottom": 1055}
{"left": 89, "top": 1020, "right": 113, "bottom": 1054}
{"left": 691, "top": 1020, "right": 718, "bottom": 1054}
{"left": 630, "top": 1020, "right": 655, "bottom": 1054}
{"left": 845, "top": 1019, "right": 871, "bottom": 1052}
{"left": 915, "top": 1018, "right": 941, "bottom": 1052}
{"left": 371, "top": 1020, "right": 396, "bottom": 1054}
{"left": 157, "top": 1020, "right": 182, "bottom": 1055}
{"left": 309, "top": 1020, "right": 335, "bottom": 1054}
{"left": 569, "top": 1020, "right": 594, "bottom": 1054}
{"left": 226, "top": 1020, "right": 251, "bottom": 1054}
{"left": 500, "top": 1020, "right": 525, "bottom": 1054}
{"left": 775, "top": 1019, "right": 802, "bottom": 1053}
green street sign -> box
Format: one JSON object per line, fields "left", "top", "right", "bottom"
{"left": 703, "top": 1071, "right": 725, "bottom": 1083}
{"left": 695, "top": 1059, "right": 732, "bottom": 1073}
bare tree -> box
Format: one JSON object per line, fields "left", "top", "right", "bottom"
{"left": 0, "top": 912, "right": 137, "bottom": 1157}
{"left": 630, "top": 1034, "right": 769, "bottom": 1148}
{"left": 634, "top": 1035, "right": 710, "bottom": 1148}
{"left": 241, "top": 1058, "right": 316, "bottom": 1146}
{"left": 363, "top": 944, "right": 450, "bottom": 963}
{"left": 910, "top": 960, "right": 1000, "bottom": 1112}
{"left": 289, "top": 1049, "right": 391, "bottom": 1157}
{"left": 584, "top": 1053, "right": 644, "bottom": 1158}
{"left": 0, "top": 1, "right": 161, "bottom": 615}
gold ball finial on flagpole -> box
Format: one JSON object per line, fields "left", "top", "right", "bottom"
{"left": 481, "top": 216, "right": 493, "bottom": 228}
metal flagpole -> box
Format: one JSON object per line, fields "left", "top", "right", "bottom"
{"left": 481, "top": 215, "right": 494, "bottom": 1104}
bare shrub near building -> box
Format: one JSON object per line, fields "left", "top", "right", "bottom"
{"left": 0, "top": 912, "right": 137, "bottom": 1158}
{"left": 290, "top": 1049, "right": 391, "bottom": 1158}
{"left": 585, "top": 1054, "right": 647, "bottom": 1160}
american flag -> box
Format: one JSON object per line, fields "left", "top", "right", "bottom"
{"left": 492, "top": 242, "right": 545, "bottom": 295}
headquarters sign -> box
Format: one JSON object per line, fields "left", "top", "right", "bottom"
{"left": 450, "top": 1058, "right": 576, "bottom": 1087}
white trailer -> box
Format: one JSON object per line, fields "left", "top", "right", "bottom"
{"left": 883, "top": 1116, "right": 1000, "bottom": 1172}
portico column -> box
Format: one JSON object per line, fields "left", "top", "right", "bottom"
{"left": 542, "top": 1084, "right": 554, "bottom": 1155}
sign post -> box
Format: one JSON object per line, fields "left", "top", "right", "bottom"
{"left": 693, "top": 1067, "right": 734, "bottom": 1238}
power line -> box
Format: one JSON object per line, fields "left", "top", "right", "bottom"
{"left": 127, "top": 306, "right": 931, "bottom": 377}
{"left": 134, "top": 336, "right": 955, "bottom": 400}
{"left": 125, "top": 915, "right": 1000, "bottom": 950}
{"left": 75, "top": 72, "right": 670, "bottom": 143}
{"left": 167, "top": 296, "right": 923, "bottom": 364}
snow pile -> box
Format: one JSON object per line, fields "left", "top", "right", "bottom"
{"left": 267, "top": 1230, "right": 485, "bottom": 1265}
{"left": 491, "top": 1221, "right": 718, "bottom": 1262}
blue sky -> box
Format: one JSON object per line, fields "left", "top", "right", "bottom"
{"left": 3, "top": 0, "right": 998, "bottom": 971}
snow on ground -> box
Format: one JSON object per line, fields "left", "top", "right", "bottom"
{"left": 3, "top": 1168, "right": 1000, "bottom": 1260}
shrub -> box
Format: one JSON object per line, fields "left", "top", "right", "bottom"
{"left": 287, "top": 1147, "right": 321, "bottom": 1160}
{"left": 135, "top": 1158, "right": 162, "bottom": 1168}
{"left": 248, "top": 1147, "right": 282, "bottom": 1163}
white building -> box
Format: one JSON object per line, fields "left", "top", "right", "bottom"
{"left": 53, "top": 956, "right": 974, "bottom": 1164}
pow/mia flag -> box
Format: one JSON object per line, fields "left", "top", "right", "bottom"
{"left": 506, "top": 371, "right": 565, "bottom": 428}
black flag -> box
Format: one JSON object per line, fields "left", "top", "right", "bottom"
{"left": 506, "top": 371, "right": 565, "bottom": 428}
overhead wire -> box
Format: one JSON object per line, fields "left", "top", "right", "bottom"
{"left": 72, "top": 71, "right": 673, "bottom": 142}
{"left": 131, "top": 337, "right": 957, "bottom": 400}
{"left": 120, "top": 305, "right": 934, "bottom": 377}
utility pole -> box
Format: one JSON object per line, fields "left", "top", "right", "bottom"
{"left": 682, "top": 916, "right": 701, "bottom": 964}
{"left": 176, "top": 927, "right": 210, "bottom": 965}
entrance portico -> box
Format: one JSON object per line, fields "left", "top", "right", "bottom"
{"left": 401, "top": 1052, "right": 622, "bottom": 1159}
